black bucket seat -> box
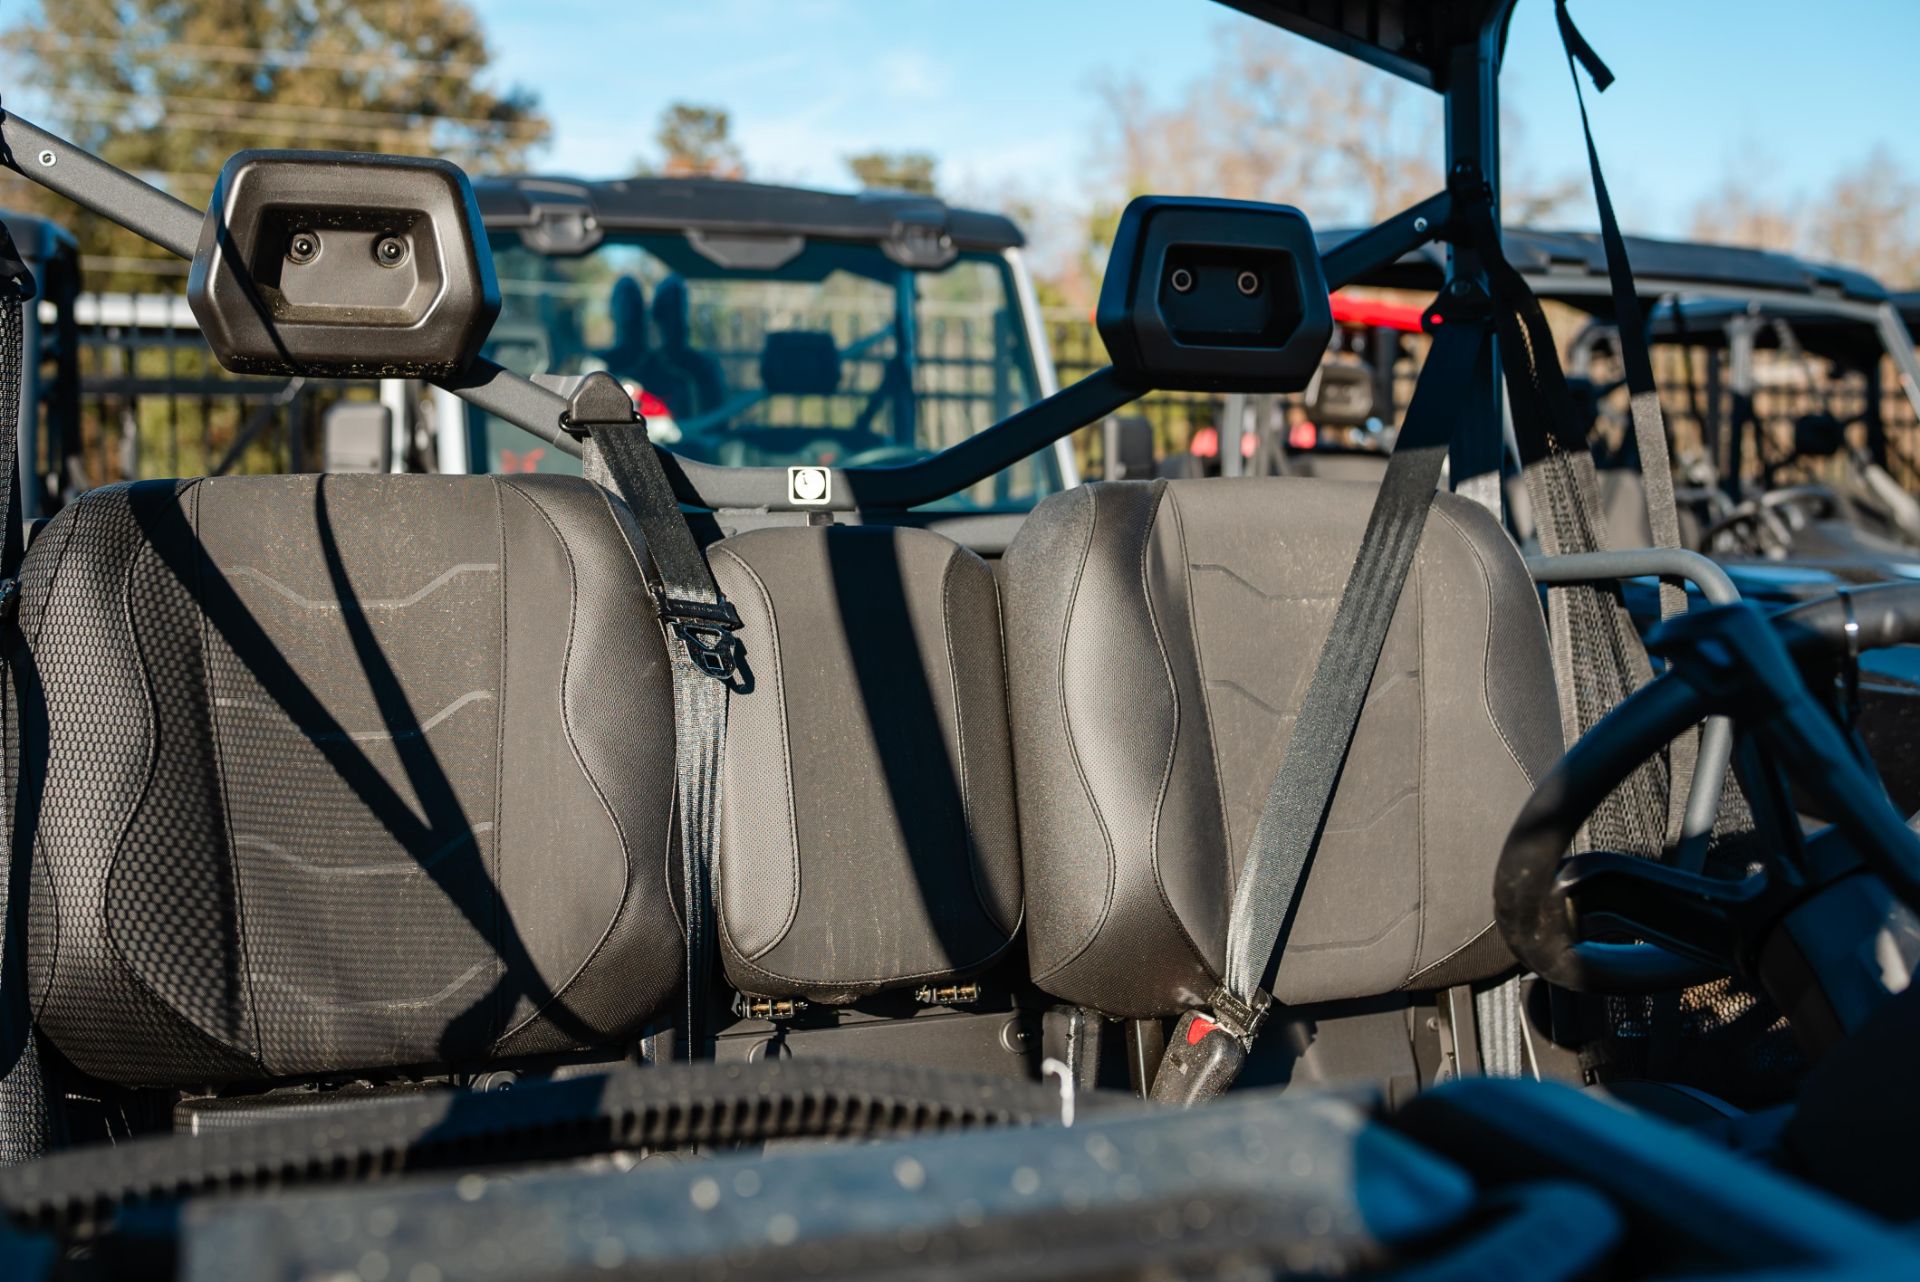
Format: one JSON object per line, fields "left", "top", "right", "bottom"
{"left": 707, "top": 523, "right": 1022, "bottom": 1006}
{"left": 999, "top": 477, "right": 1563, "bottom": 1017}
{"left": 16, "top": 473, "right": 683, "bottom": 1088}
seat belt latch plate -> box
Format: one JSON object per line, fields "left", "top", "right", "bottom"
{"left": 1207, "top": 984, "right": 1270, "bottom": 1047}
{"left": 656, "top": 589, "right": 743, "bottom": 680}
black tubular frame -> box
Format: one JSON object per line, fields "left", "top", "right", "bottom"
{"left": 0, "top": 5, "right": 1514, "bottom": 512}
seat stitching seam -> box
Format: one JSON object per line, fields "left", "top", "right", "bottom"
{"left": 989, "top": 558, "right": 1026, "bottom": 943}
{"left": 709, "top": 545, "right": 800, "bottom": 963}
{"left": 1433, "top": 503, "right": 1538, "bottom": 785}
{"left": 1031, "top": 489, "right": 1114, "bottom": 984}
{"left": 494, "top": 483, "right": 628, "bottom": 1045}
{"left": 942, "top": 548, "right": 1008, "bottom": 940}
{"left": 588, "top": 487, "right": 686, "bottom": 940}
{"left": 487, "top": 477, "right": 509, "bottom": 1046}
{"left": 25, "top": 503, "right": 79, "bottom": 1020}
{"left": 103, "top": 481, "right": 263, "bottom": 1072}
{"left": 1410, "top": 551, "right": 1429, "bottom": 986}
{"left": 1401, "top": 921, "right": 1504, "bottom": 989}
{"left": 1147, "top": 483, "right": 1222, "bottom": 981}
{"left": 189, "top": 479, "right": 265, "bottom": 1067}
{"left": 724, "top": 913, "right": 1023, "bottom": 992}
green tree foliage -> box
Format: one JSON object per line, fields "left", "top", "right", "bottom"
{"left": 654, "top": 103, "right": 743, "bottom": 178}
{"left": 846, "top": 150, "right": 938, "bottom": 196}
{"left": 3, "top": 0, "right": 549, "bottom": 288}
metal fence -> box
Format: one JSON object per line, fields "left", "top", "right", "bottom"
{"left": 1045, "top": 313, "right": 1225, "bottom": 474}
{"left": 59, "top": 292, "right": 381, "bottom": 490}
{"left": 57, "top": 291, "right": 1920, "bottom": 497}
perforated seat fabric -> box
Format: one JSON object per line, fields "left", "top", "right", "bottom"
{"left": 1000, "top": 478, "right": 1563, "bottom": 1018}
{"left": 17, "top": 474, "right": 682, "bottom": 1089}
{"left": 707, "top": 524, "right": 1022, "bottom": 1004}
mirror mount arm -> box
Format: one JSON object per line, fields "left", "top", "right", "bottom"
{"left": 0, "top": 111, "right": 203, "bottom": 259}
{"left": 1319, "top": 189, "right": 1454, "bottom": 292}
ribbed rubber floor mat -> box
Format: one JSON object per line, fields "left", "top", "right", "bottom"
{"left": 2, "top": 1059, "right": 1094, "bottom": 1234}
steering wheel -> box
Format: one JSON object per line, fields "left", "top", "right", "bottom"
{"left": 1495, "top": 585, "right": 1920, "bottom": 994}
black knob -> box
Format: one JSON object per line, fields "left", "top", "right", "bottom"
{"left": 373, "top": 235, "right": 409, "bottom": 268}
{"left": 286, "top": 231, "right": 320, "bottom": 265}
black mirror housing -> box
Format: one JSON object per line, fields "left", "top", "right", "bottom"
{"left": 187, "top": 151, "right": 501, "bottom": 378}
{"left": 1096, "top": 196, "right": 1331, "bottom": 393}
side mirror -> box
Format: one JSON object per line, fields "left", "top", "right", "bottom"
{"left": 188, "top": 151, "right": 501, "bottom": 378}
{"left": 322, "top": 402, "right": 393, "bottom": 473}
{"left": 1096, "top": 196, "right": 1331, "bottom": 393}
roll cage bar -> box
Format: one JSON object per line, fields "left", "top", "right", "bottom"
{"left": 0, "top": 0, "right": 1522, "bottom": 516}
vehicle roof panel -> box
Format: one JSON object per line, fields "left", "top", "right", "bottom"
{"left": 1213, "top": 0, "right": 1511, "bottom": 89}
{"left": 473, "top": 175, "right": 1025, "bottom": 252}
{"left": 1322, "top": 226, "right": 1889, "bottom": 305}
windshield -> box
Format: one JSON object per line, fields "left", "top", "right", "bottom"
{"left": 467, "top": 233, "right": 1061, "bottom": 512}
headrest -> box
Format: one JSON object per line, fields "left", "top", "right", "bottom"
{"left": 760, "top": 331, "right": 842, "bottom": 397}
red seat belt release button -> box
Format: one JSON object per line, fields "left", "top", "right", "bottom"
{"left": 1150, "top": 1010, "right": 1247, "bottom": 1107}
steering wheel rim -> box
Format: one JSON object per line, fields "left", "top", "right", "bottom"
{"left": 1496, "top": 585, "right": 1920, "bottom": 993}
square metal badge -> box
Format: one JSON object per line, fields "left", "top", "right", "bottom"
{"left": 787, "top": 465, "right": 832, "bottom": 506}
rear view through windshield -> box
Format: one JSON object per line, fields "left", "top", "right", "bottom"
{"left": 468, "top": 234, "right": 1061, "bottom": 512}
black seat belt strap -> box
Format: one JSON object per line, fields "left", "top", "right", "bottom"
{"left": 1557, "top": 0, "right": 1697, "bottom": 840}
{"left": 1151, "top": 311, "right": 1490, "bottom": 1105}
{"left": 565, "top": 372, "right": 738, "bottom": 1062}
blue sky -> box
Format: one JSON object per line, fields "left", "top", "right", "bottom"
{"left": 470, "top": 0, "right": 1920, "bottom": 245}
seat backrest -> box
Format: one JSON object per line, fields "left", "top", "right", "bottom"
{"left": 708, "top": 524, "right": 1022, "bottom": 1005}
{"left": 1000, "top": 478, "right": 1563, "bottom": 1018}
{"left": 18, "top": 474, "right": 683, "bottom": 1088}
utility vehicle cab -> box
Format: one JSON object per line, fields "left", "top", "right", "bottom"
{"left": 432, "top": 176, "right": 1073, "bottom": 513}
{"left": 1335, "top": 223, "right": 1920, "bottom": 565}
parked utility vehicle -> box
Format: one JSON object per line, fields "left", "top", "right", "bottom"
{"left": 428, "top": 175, "right": 1074, "bottom": 519}
{"left": 0, "top": 2, "right": 1917, "bottom": 1279}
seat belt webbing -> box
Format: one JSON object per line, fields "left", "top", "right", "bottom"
{"left": 1556, "top": 0, "right": 1697, "bottom": 838}
{"left": 1221, "top": 318, "right": 1488, "bottom": 1006}
{"left": 571, "top": 373, "right": 738, "bottom": 1062}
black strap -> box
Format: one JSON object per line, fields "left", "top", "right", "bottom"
{"left": 1217, "top": 313, "right": 1491, "bottom": 1024}
{"left": 567, "top": 372, "right": 737, "bottom": 1062}
{"left": 1556, "top": 0, "right": 1697, "bottom": 841}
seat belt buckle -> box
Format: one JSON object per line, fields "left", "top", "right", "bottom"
{"left": 0, "top": 577, "right": 19, "bottom": 628}
{"left": 655, "top": 588, "right": 742, "bottom": 680}
{"left": 1147, "top": 988, "right": 1269, "bottom": 1108}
